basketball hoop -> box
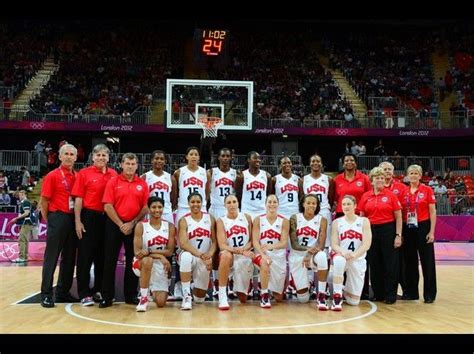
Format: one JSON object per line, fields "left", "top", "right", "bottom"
{"left": 197, "top": 117, "right": 223, "bottom": 138}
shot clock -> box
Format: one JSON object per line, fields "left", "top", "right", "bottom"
{"left": 194, "top": 29, "right": 230, "bottom": 67}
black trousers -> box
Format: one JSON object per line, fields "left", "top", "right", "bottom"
{"left": 76, "top": 208, "right": 106, "bottom": 299}
{"left": 368, "top": 222, "right": 399, "bottom": 301}
{"left": 101, "top": 218, "right": 138, "bottom": 301}
{"left": 402, "top": 220, "right": 437, "bottom": 301}
{"left": 41, "top": 212, "right": 77, "bottom": 299}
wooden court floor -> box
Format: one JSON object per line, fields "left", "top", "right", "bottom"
{"left": 0, "top": 263, "right": 472, "bottom": 334}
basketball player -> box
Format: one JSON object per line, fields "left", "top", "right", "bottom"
{"left": 330, "top": 195, "right": 372, "bottom": 311}
{"left": 133, "top": 197, "right": 176, "bottom": 311}
{"left": 174, "top": 147, "right": 208, "bottom": 226}
{"left": 178, "top": 192, "right": 216, "bottom": 310}
{"left": 216, "top": 194, "right": 254, "bottom": 310}
{"left": 141, "top": 150, "right": 177, "bottom": 224}
{"left": 252, "top": 195, "right": 289, "bottom": 308}
{"left": 236, "top": 151, "right": 272, "bottom": 220}
{"left": 272, "top": 156, "right": 301, "bottom": 219}
{"left": 207, "top": 147, "right": 238, "bottom": 219}
{"left": 288, "top": 194, "right": 329, "bottom": 310}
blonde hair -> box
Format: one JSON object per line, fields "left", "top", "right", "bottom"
{"left": 342, "top": 195, "right": 357, "bottom": 205}
{"left": 379, "top": 161, "right": 394, "bottom": 170}
{"left": 369, "top": 166, "right": 385, "bottom": 181}
{"left": 407, "top": 164, "right": 423, "bottom": 175}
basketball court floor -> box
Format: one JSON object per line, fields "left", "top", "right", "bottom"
{"left": 0, "top": 243, "right": 472, "bottom": 334}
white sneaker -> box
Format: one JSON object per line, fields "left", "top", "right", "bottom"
{"left": 81, "top": 296, "right": 94, "bottom": 307}
{"left": 136, "top": 296, "right": 149, "bottom": 312}
{"left": 218, "top": 295, "right": 230, "bottom": 311}
{"left": 180, "top": 294, "right": 192, "bottom": 310}
{"left": 174, "top": 282, "right": 183, "bottom": 300}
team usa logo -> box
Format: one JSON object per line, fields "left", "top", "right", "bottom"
{"left": 147, "top": 235, "right": 168, "bottom": 248}
{"left": 136, "top": 185, "right": 143, "bottom": 191}
{"left": 306, "top": 184, "right": 326, "bottom": 194}
{"left": 246, "top": 181, "right": 265, "bottom": 191}
{"left": 340, "top": 229, "right": 363, "bottom": 241}
{"left": 215, "top": 177, "right": 235, "bottom": 187}
{"left": 188, "top": 227, "right": 211, "bottom": 239}
{"left": 296, "top": 226, "right": 318, "bottom": 238}
{"left": 381, "top": 196, "right": 388, "bottom": 203}
{"left": 356, "top": 181, "right": 363, "bottom": 187}
{"left": 260, "top": 229, "right": 281, "bottom": 241}
{"left": 226, "top": 225, "right": 247, "bottom": 238}
{"left": 280, "top": 184, "right": 298, "bottom": 193}
{"left": 149, "top": 181, "right": 170, "bottom": 192}
{"left": 184, "top": 177, "right": 204, "bottom": 188}
{"left": 418, "top": 193, "right": 425, "bottom": 199}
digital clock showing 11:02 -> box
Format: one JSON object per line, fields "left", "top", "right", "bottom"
{"left": 198, "top": 29, "right": 229, "bottom": 56}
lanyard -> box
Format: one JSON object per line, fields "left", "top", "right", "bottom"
{"left": 405, "top": 189, "right": 421, "bottom": 213}
{"left": 59, "top": 168, "right": 74, "bottom": 193}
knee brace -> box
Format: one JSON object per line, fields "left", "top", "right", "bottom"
{"left": 193, "top": 294, "right": 205, "bottom": 304}
{"left": 297, "top": 291, "right": 310, "bottom": 303}
{"left": 314, "top": 251, "right": 328, "bottom": 270}
{"left": 179, "top": 251, "right": 193, "bottom": 273}
{"left": 332, "top": 255, "right": 346, "bottom": 278}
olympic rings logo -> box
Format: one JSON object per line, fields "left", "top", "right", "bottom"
{"left": 30, "top": 122, "right": 45, "bottom": 129}
{"left": 335, "top": 129, "right": 349, "bottom": 135}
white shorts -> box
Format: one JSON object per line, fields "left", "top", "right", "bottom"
{"left": 289, "top": 250, "right": 316, "bottom": 291}
{"left": 319, "top": 208, "right": 332, "bottom": 248}
{"left": 177, "top": 250, "right": 210, "bottom": 291}
{"left": 132, "top": 257, "right": 169, "bottom": 293}
{"left": 342, "top": 258, "right": 366, "bottom": 297}
{"left": 254, "top": 250, "right": 287, "bottom": 294}
{"left": 221, "top": 253, "right": 253, "bottom": 294}
{"left": 241, "top": 208, "right": 266, "bottom": 221}
{"left": 209, "top": 206, "right": 226, "bottom": 220}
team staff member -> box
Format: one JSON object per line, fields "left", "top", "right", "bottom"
{"left": 99, "top": 153, "right": 149, "bottom": 308}
{"left": 334, "top": 153, "right": 371, "bottom": 217}
{"left": 380, "top": 161, "right": 408, "bottom": 298}
{"left": 359, "top": 167, "right": 402, "bottom": 304}
{"left": 400, "top": 164, "right": 437, "bottom": 303}
{"left": 72, "top": 144, "right": 117, "bottom": 306}
{"left": 39, "top": 143, "right": 78, "bottom": 308}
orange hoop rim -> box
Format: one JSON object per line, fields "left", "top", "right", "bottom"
{"left": 197, "top": 116, "right": 223, "bottom": 128}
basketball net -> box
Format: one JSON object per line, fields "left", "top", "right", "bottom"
{"left": 197, "top": 116, "right": 223, "bottom": 138}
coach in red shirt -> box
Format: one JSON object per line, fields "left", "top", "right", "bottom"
{"left": 359, "top": 166, "right": 402, "bottom": 304}
{"left": 380, "top": 161, "right": 409, "bottom": 297}
{"left": 99, "top": 152, "right": 148, "bottom": 308}
{"left": 39, "top": 144, "right": 78, "bottom": 308}
{"left": 400, "top": 164, "right": 437, "bottom": 303}
{"left": 334, "top": 153, "right": 371, "bottom": 217}
{"left": 71, "top": 144, "right": 117, "bottom": 306}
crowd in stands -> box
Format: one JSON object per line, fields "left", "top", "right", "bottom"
{"left": 207, "top": 31, "right": 354, "bottom": 124}
{"left": 25, "top": 22, "right": 184, "bottom": 117}
{"left": 323, "top": 32, "right": 436, "bottom": 116}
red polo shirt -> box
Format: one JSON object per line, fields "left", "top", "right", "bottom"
{"left": 400, "top": 183, "right": 436, "bottom": 222}
{"left": 358, "top": 189, "right": 401, "bottom": 225}
{"left": 385, "top": 180, "right": 408, "bottom": 203}
{"left": 102, "top": 174, "right": 148, "bottom": 222}
{"left": 41, "top": 165, "right": 76, "bottom": 213}
{"left": 334, "top": 171, "right": 371, "bottom": 214}
{"left": 71, "top": 166, "right": 118, "bottom": 212}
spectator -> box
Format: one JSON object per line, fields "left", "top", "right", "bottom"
{"left": 373, "top": 139, "right": 385, "bottom": 156}
{"left": 7, "top": 190, "right": 33, "bottom": 263}
{"left": 34, "top": 140, "right": 46, "bottom": 153}
{"left": 350, "top": 141, "right": 360, "bottom": 156}
{"left": 0, "top": 188, "right": 11, "bottom": 211}
{"left": 0, "top": 171, "right": 8, "bottom": 192}
{"left": 21, "top": 167, "right": 30, "bottom": 188}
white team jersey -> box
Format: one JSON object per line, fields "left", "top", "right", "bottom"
{"left": 259, "top": 214, "right": 286, "bottom": 257}
{"left": 241, "top": 169, "right": 267, "bottom": 215}
{"left": 178, "top": 166, "right": 207, "bottom": 211}
{"left": 337, "top": 216, "right": 365, "bottom": 258}
{"left": 295, "top": 212, "right": 322, "bottom": 248}
{"left": 210, "top": 167, "right": 237, "bottom": 210}
{"left": 144, "top": 171, "right": 173, "bottom": 216}
{"left": 184, "top": 212, "right": 212, "bottom": 253}
{"left": 303, "top": 174, "right": 330, "bottom": 211}
{"left": 274, "top": 173, "right": 300, "bottom": 218}
{"left": 141, "top": 220, "right": 170, "bottom": 252}
{"left": 221, "top": 212, "right": 250, "bottom": 249}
